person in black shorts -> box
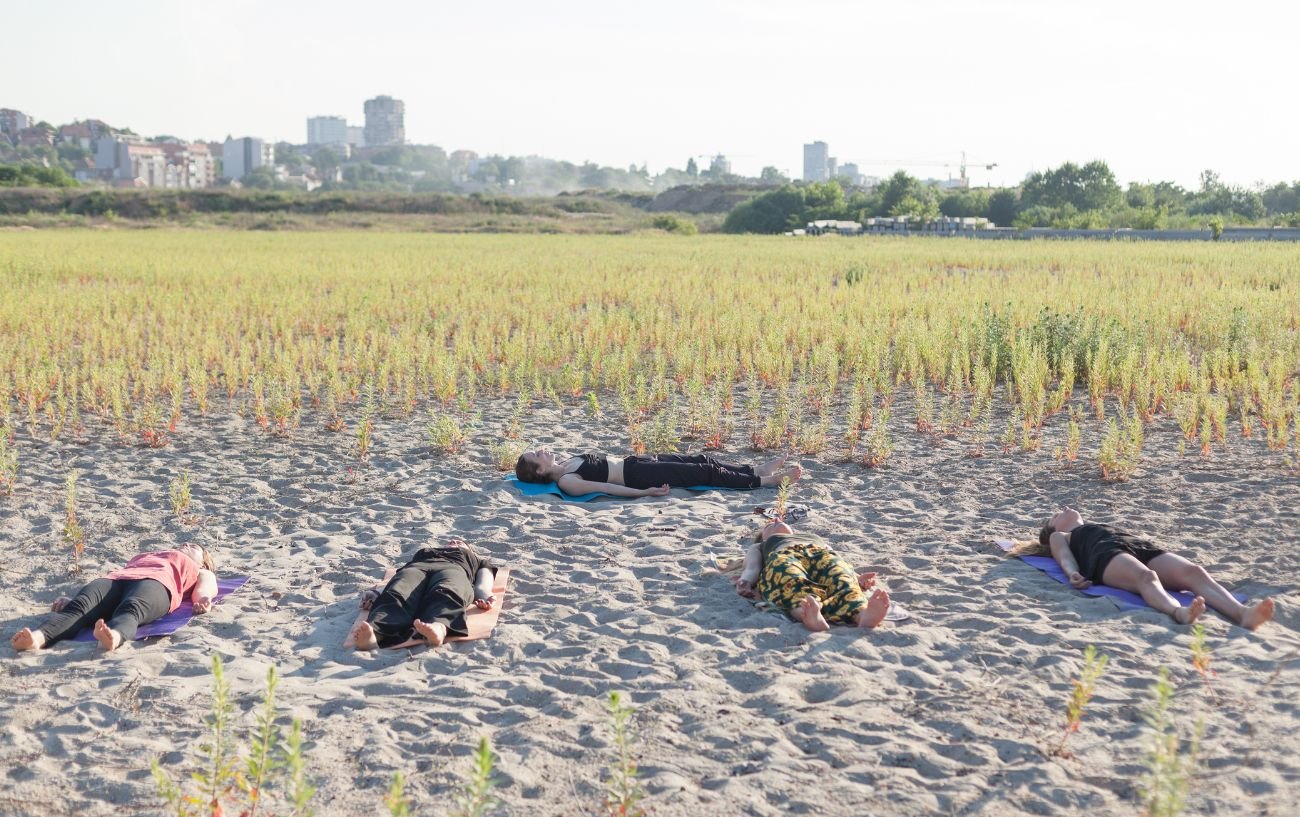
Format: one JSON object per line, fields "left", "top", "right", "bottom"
{"left": 1014, "top": 507, "right": 1274, "bottom": 630}
{"left": 514, "top": 448, "right": 803, "bottom": 498}
{"left": 350, "top": 538, "right": 503, "bottom": 650}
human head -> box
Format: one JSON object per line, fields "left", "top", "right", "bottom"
{"left": 754, "top": 518, "right": 794, "bottom": 543}
{"left": 515, "top": 448, "right": 559, "bottom": 483}
{"left": 176, "top": 543, "right": 215, "bottom": 572}
{"left": 1039, "top": 506, "right": 1084, "bottom": 546}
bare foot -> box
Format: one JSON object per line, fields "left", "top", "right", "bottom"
{"left": 1173, "top": 596, "right": 1206, "bottom": 626}
{"left": 797, "top": 596, "right": 830, "bottom": 632}
{"left": 350, "top": 621, "right": 379, "bottom": 651}
{"left": 761, "top": 463, "right": 804, "bottom": 488}
{"left": 93, "top": 619, "right": 123, "bottom": 652}
{"left": 856, "top": 590, "right": 891, "bottom": 628}
{"left": 756, "top": 454, "right": 788, "bottom": 478}
{"left": 1240, "top": 598, "right": 1275, "bottom": 631}
{"left": 11, "top": 628, "right": 45, "bottom": 651}
{"left": 412, "top": 619, "right": 448, "bottom": 646}
{"left": 856, "top": 571, "right": 878, "bottom": 591}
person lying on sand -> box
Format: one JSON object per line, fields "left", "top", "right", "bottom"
{"left": 11, "top": 544, "right": 218, "bottom": 652}
{"left": 515, "top": 449, "right": 802, "bottom": 498}
{"left": 1009, "top": 507, "right": 1274, "bottom": 630}
{"left": 351, "top": 537, "right": 502, "bottom": 650}
{"left": 731, "top": 518, "right": 891, "bottom": 632}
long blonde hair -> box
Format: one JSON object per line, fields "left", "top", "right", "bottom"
{"left": 1005, "top": 521, "right": 1054, "bottom": 557}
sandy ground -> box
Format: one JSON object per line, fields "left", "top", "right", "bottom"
{"left": 1, "top": 395, "right": 1297, "bottom": 817}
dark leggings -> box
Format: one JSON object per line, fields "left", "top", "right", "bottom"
{"left": 622, "top": 453, "right": 761, "bottom": 490}
{"left": 367, "top": 563, "right": 471, "bottom": 648}
{"left": 37, "top": 578, "right": 172, "bottom": 646}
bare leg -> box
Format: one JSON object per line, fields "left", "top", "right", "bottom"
{"left": 11, "top": 628, "right": 46, "bottom": 651}
{"left": 755, "top": 454, "right": 788, "bottom": 478}
{"left": 412, "top": 619, "right": 449, "bottom": 646}
{"left": 760, "top": 463, "right": 803, "bottom": 487}
{"left": 350, "top": 621, "right": 379, "bottom": 651}
{"left": 856, "top": 590, "right": 891, "bottom": 628}
{"left": 1101, "top": 554, "right": 1204, "bottom": 624}
{"left": 93, "top": 619, "right": 124, "bottom": 651}
{"left": 797, "top": 596, "right": 830, "bottom": 632}
{"left": 1148, "top": 554, "right": 1273, "bottom": 630}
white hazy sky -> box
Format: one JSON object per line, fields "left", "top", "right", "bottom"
{"left": 4, "top": 0, "right": 1297, "bottom": 189}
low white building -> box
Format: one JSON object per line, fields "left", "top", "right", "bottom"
{"left": 222, "top": 136, "right": 274, "bottom": 179}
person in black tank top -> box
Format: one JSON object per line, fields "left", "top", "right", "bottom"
{"left": 513, "top": 448, "right": 804, "bottom": 498}
{"left": 1027, "top": 507, "right": 1274, "bottom": 630}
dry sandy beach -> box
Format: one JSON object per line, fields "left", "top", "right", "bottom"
{"left": 2, "top": 396, "right": 1297, "bottom": 817}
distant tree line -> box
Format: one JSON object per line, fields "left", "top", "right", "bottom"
{"left": 723, "top": 162, "right": 1300, "bottom": 233}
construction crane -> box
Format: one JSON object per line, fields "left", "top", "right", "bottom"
{"left": 844, "top": 151, "right": 998, "bottom": 188}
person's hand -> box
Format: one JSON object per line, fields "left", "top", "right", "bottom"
{"left": 473, "top": 594, "right": 496, "bottom": 610}
{"left": 857, "top": 571, "right": 878, "bottom": 591}
{"left": 642, "top": 484, "right": 671, "bottom": 497}
{"left": 732, "top": 577, "right": 757, "bottom": 599}
{"left": 50, "top": 596, "right": 72, "bottom": 612}
{"left": 192, "top": 594, "right": 214, "bottom": 614}
{"left": 1067, "top": 571, "right": 1092, "bottom": 589}
{"left": 359, "top": 588, "right": 380, "bottom": 610}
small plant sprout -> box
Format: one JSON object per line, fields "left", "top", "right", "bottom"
{"left": 0, "top": 434, "right": 17, "bottom": 496}
{"left": 356, "top": 413, "right": 374, "bottom": 463}
{"left": 1054, "top": 644, "right": 1108, "bottom": 757}
{"left": 384, "top": 772, "right": 411, "bottom": 817}
{"left": 1189, "top": 623, "right": 1215, "bottom": 694}
{"left": 1140, "top": 668, "right": 1203, "bottom": 817}
{"left": 772, "top": 475, "right": 794, "bottom": 521}
{"left": 587, "top": 391, "right": 602, "bottom": 417}
{"left": 169, "top": 470, "right": 193, "bottom": 522}
{"left": 603, "top": 692, "right": 648, "bottom": 817}
{"left": 63, "top": 470, "right": 86, "bottom": 569}
{"left": 452, "top": 736, "right": 502, "bottom": 817}
{"left": 238, "top": 666, "right": 283, "bottom": 817}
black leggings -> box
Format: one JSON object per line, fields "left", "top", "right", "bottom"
{"left": 622, "top": 454, "right": 762, "bottom": 490}
{"left": 367, "top": 563, "right": 472, "bottom": 648}
{"left": 37, "top": 578, "right": 172, "bottom": 646}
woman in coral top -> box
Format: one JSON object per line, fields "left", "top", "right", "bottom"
{"left": 10, "top": 543, "right": 218, "bottom": 652}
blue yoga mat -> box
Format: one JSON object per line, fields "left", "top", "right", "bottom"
{"left": 995, "top": 540, "right": 1245, "bottom": 611}
{"left": 506, "top": 475, "right": 736, "bottom": 503}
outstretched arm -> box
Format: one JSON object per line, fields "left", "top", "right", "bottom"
{"left": 556, "top": 475, "right": 669, "bottom": 498}
{"left": 733, "top": 543, "right": 763, "bottom": 598}
{"left": 472, "top": 568, "right": 496, "bottom": 609}
{"left": 1049, "top": 533, "right": 1091, "bottom": 589}
{"left": 191, "top": 569, "right": 219, "bottom": 613}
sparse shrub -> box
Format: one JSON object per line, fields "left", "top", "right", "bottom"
{"left": 1054, "top": 644, "right": 1108, "bottom": 756}
{"left": 63, "top": 471, "right": 86, "bottom": 569}
{"left": 1189, "top": 624, "right": 1215, "bottom": 696}
{"left": 0, "top": 434, "right": 16, "bottom": 496}
{"left": 488, "top": 441, "right": 525, "bottom": 472}
{"left": 603, "top": 692, "right": 648, "bottom": 817}
{"left": 428, "top": 411, "right": 472, "bottom": 455}
{"left": 650, "top": 214, "right": 697, "bottom": 235}
{"left": 452, "top": 737, "right": 502, "bottom": 817}
{"left": 863, "top": 407, "right": 893, "bottom": 468}
{"left": 385, "top": 772, "right": 411, "bottom": 817}
{"left": 169, "top": 470, "right": 193, "bottom": 521}
{"left": 1139, "top": 668, "right": 1203, "bottom": 817}
{"left": 154, "top": 658, "right": 317, "bottom": 817}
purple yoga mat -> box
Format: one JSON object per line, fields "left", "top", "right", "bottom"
{"left": 994, "top": 540, "right": 1245, "bottom": 611}
{"left": 71, "top": 576, "right": 249, "bottom": 642}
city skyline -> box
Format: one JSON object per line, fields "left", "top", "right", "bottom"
{"left": 3, "top": 0, "right": 1298, "bottom": 190}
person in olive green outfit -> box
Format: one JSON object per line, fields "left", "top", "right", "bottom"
{"left": 733, "top": 518, "right": 890, "bottom": 631}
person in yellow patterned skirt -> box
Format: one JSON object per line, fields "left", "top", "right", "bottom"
{"left": 733, "top": 518, "right": 891, "bottom": 631}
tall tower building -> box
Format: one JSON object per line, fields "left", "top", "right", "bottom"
{"left": 802, "top": 141, "right": 829, "bottom": 182}
{"left": 363, "top": 96, "right": 405, "bottom": 147}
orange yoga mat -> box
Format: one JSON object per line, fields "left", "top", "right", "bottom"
{"left": 344, "top": 566, "right": 510, "bottom": 649}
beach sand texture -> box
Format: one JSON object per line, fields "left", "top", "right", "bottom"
{"left": 2, "top": 399, "right": 1297, "bottom": 817}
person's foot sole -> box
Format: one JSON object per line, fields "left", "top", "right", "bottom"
{"left": 11, "top": 628, "right": 43, "bottom": 651}
{"left": 413, "top": 619, "right": 448, "bottom": 646}
{"left": 93, "top": 619, "right": 122, "bottom": 652}
{"left": 857, "top": 590, "right": 891, "bottom": 628}
{"left": 757, "top": 454, "right": 788, "bottom": 478}
{"left": 1241, "top": 598, "right": 1275, "bottom": 631}
{"left": 1174, "top": 596, "right": 1207, "bottom": 625}
{"left": 351, "top": 621, "right": 379, "bottom": 651}
{"left": 797, "top": 596, "right": 830, "bottom": 632}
